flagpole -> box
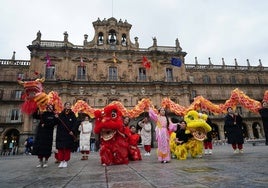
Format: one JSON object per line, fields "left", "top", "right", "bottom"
{"left": 112, "top": 0, "right": 114, "bottom": 17}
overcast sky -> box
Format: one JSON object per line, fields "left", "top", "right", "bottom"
{"left": 1, "top": 0, "right": 267, "bottom": 66}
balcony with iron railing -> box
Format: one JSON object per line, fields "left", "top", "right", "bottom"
{"left": 185, "top": 63, "right": 268, "bottom": 71}
{"left": 0, "top": 59, "right": 30, "bottom": 66}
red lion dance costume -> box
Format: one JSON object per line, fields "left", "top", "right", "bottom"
{"left": 94, "top": 104, "right": 129, "bottom": 166}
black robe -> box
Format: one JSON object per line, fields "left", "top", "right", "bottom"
{"left": 224, "top": 114, "right": 244, "bottom": 144}
{"left": 56, "top": 109, "right": 77, "bottom": 150}
{"left": 32, "top": 111, "right": 57, "bottom": 157}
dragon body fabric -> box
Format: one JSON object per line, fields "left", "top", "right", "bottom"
{"left": 170, "top": 110, "right": 211, "bottom": 160}
{"left": 94, "top": 104, "right": 129, "bottom": 166}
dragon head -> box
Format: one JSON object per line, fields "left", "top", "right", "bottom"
{"left": 184, "top": 110, "right": 212, "bottom": 141}
{"left": 94, "top": 104, "right": 124, "bottom": 141}
{"left": 18, "top": 77, "right": 45, "bottom": 100}
{"left": 18, "top": 77, "right": 48, "bottom": 114}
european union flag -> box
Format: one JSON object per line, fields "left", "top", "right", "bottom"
{"left": 171, "top": 58, "right": 182, "bottom": 67}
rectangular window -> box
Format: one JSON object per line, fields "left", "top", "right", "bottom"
{"left": 166, "top": 68, "right": 173, "bottom": 82}
{"left": 191, "top": 90, "right": 197, "bottom": 99}
{"left": 45, "top": 66, "right": 55, "bottom": 80}
{"left": 216, "top": 76, "right": 223, "bottom": 84}
{"left": 139, "top": 68, "right": 146, "bottom": 81}
{"left": 189, "top": 76, "right": 194, "bottom": 83}
{"left": 109, "top": 67, "right": 117, "bottom": 81}
{"left": 230, "top": 76, "right": 236, "bottom": 84}
{"left": 77, "top": 66, "right": 86, "bottom": 80}
{"left": 203, "top": 75, "right": 211, "bottom": 84}
{"left": 17, "top": 73, "right": 24, "bottom": 80}
{"left": 0, "top": 90, "right": 3, "bottom": 99}
{"left": 11, "top": 109, "right": 20, "bottom": 121}
{"left": 14, "top": 90, "right": 22, "bottom": 100}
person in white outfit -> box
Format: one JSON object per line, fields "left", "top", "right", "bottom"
{"left": 138, "top": 114, "right": 152, "bottom": 156}
{"left": 78, "top": 116, "right": 93, "bottom": 160}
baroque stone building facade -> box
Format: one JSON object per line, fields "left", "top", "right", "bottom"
{"left": 0, "top": 17, "right": 267, "bottom": 154}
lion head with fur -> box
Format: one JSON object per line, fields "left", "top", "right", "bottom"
{"left": 184, "top": 110, "right": 212, "bottom": 141}
{"left": 94, "top": 104, "right": 124, "bottom": 141}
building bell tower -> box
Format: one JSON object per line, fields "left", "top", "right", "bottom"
{"left": 83, "top": 17, "right": 139, "bottom": 50}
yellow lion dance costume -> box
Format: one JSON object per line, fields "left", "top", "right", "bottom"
{"left": 170, "top": 110, "right": 211, "bottom": 160}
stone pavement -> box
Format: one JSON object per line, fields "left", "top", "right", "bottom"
{"left": 0, "top": 143, "right": 267, "bottom": 188}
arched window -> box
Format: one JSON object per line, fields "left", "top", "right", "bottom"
{"left": 108, "top": 30, "right": 117, "bottom": 44}
{"left": 121, "top": 34, "right": 127, "bottom": 46}
{"left": 98, "top": 32, "right": 104, "bottom": 45}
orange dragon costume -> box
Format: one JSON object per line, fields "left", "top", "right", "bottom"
{"left": 18, "top": 78, "right": 268, "bottom": 163}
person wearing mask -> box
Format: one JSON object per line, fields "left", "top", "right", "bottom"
{"left": 55, "top": 102, "right": 77, "bottom": 168}
{"left": 224, "top": 107, "right": 244, "bottom": 153}
{"left": 32, "top": 104, "right": 57, "bottom": 168}
{"left": 258, "top": 100, "right": 268, "bottom": 145}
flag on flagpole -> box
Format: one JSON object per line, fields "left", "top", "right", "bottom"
{"left": 113, "top": 52, "right": 117, "bottom": 63}
{"left": 46, "top": 53, "right": 51, "bottom": 67}
{"left": 171, "top": 57, "right": 182, "bottom": 67}
{"left": 142, "top": 56, "right": 151, "bottom": 69}
{"left": 80, "top": 57, "right": 85, "bottom": 67}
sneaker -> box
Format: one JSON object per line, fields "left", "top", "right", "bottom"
{"left": 204, "top": 150, "right": 208, "bottom": 155}
{"left": 43, "top": 162, "right": 48, "bottom": 168}
{"left": 147, "top": 152, "right": 151, "bottom": 156}
{"left": 233, "top": 149, "right": 238, "bottom": 154}
{"left": 208, "top": 150, "right": 212, "bottom": 155}
{"left": 62, "top": 161, "right": 67, "bottom": 168}
{"left": 144, "top": 153, "right": 148, "bottom": 156}
{"left": 58, "top": 161, "right": 64, "bottom": 168}
{"left": 239, "top": 149, "right": 244, "bottom": 154}
{"left": 36, "top": 162, "right": 43, "bottom": 168}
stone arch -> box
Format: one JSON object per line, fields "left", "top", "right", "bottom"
{"left": 121, "top": 33, "right": 127, "bottom": 46}
{"left": 242, "top": 122, "right": 249, "bottom": 139}
{"left": 210, "top": 123, "right": 220, "bottom": 140}
{"left": 1, "top": 128, "right": 20, "bottom": 155}
{"left": 98, "top": 32, "right": 104, "bottom": 45}
{"left": 252, "top": 122, "right": 262, "bottom": 139}
{"left": 108, "top": 29, "right": 117, "bottom": 44}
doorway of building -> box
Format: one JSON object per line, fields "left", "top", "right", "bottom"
{"left": 2, "top": 129, "right": 20, "bottom": 155}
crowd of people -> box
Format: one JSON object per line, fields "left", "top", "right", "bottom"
{"left": 28, "top": 101, "right": 268, "bottom": 168}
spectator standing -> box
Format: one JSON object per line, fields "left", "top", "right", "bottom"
{"left": 258, "top": 100, "right": 268, "bottom": 145}
{"left": 24, "top": 137, "right": 33, "bottom": 155}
